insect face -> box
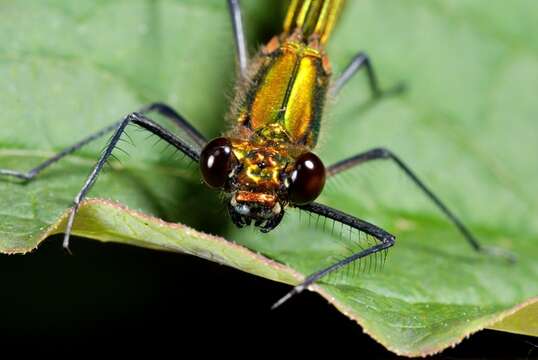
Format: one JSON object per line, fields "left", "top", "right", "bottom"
{"left": 228, "top": 138, "right": 290, "bottom": 231}
{"left": 200, "top": 137, "right": 326, "bottom": 232}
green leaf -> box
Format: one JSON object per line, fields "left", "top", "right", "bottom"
{"left": 489, "top": 300, "right": 538, "bottom": 337}
{"left": 1, "top": 0, "right": 537, "bottom": 356}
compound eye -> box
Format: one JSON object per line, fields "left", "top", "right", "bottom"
{"left": 288, "top": 152, "right": 326, "bottom": 205}
{"left": 200, "top": 137, "right": 236, "bottom": 188}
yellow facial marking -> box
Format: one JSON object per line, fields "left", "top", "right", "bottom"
{"left": 230, "top": 138, "right": 292, "bottom": 192}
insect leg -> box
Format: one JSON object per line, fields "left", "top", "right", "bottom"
{"left": 62, "top": 112, "right": 199, "bottom": 253}
{"left": 331, "top": 51, "right": 404, "bottom": 98}
{"left": 0, "top": 104, "right": 205, "bottom": 182}
{"left": 138, "top": 102, "right": 207, "bottom": 147}
{"left": 0, "top": 122, "right": 122, "bottom": 181}
{"left": 326, "top": 147, "right": 515, "bottom": 261}
{"left": 272, "top": 202, "right": 395, "bottom": 309}
{"left": 227, "top": 0, "right": 248, "bottom": 77}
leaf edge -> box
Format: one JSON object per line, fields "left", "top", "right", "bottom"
{"left": 1, "top": 198, "right": 536, "bottom": 357}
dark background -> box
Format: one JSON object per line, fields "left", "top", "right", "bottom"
{"left": 1, "top": 235, "right": 536, "bottom": 359}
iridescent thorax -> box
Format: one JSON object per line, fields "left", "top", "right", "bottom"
{"left": 233, "top": 37, "right": 331, "bottom": 149}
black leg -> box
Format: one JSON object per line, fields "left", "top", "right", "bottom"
{"left": 0, "top": 102, "right": 206, "bottom": 182}
{"left": 227, "top": 0, "right": 248, "bottom": 77}
{"left": 271, "top": 202, "right": 395, "bottom": 309}
{"left": 62, "top": 112, "right": 200, "bottom": 253}
{"left": 0, "top": 122, "right": 121, "bottom": 181}
{"left": 138, "top": 102, "right": 207, "bottom": 148}
{"left": 327, "top": 147, "right": 516, "bottom": 261}
{"left": 331, "top": 51, "right": 404, "bottom": 98}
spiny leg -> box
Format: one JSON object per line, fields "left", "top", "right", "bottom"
{"left": 0, "top": 102, "right": 205, "bottom": 182}
{"left": 327, "top": 147, "right": 515, "bottom": 262}
{"left": 0, "top": 122, "right": 121, "bottom": 181}
{"left": 138, "top": 102, "right": 207, "bottom": 148}
{"left": 227, "top": 0, "right": 248, "bottom": 77}
{"left": 272, "top": 202, "right": 395, "bottom": 309}
{"left": 62, "top": 112, "right": 200, "bottom": 253}
{"left": 331, "top": 51, "right": 404, "bottom": 98}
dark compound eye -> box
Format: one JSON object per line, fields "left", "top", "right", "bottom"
{"left": 199, "top": 137, "right": 236, "bottom": 189}
{"left": 288, "top": 152, "right": 326, "bottom": 205}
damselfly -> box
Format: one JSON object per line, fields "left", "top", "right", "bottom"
{"left": 0, "top": 0, "right": 513, "bottom": 307}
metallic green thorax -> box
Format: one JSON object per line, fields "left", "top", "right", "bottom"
{"left": 233, "top": 39, "right": 330, "bottom": 150}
